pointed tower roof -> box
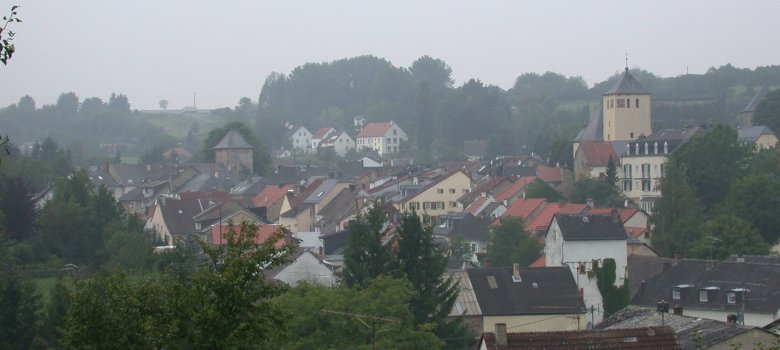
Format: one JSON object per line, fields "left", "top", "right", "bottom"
{"left": 740, "top": 86, "right": 770, "bottom": 113}
{"left": 213, "top": 129, "right": 253, "bottom": 150}
{"left": 604, "top": 68, "right": 649, "bottom": 95}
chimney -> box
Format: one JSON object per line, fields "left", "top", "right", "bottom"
{"left": 673, "top": 304, "right": 683, "bottom": 316}
{"left": 586, "top": 197, "right": 594, "bottom": 208}
{"left": 673, "top": 251, "right": 683, "bottom": 265}
{"left": 610, "top": 209, "right": 620, "bottom": 224}
{"left": 512, "top": 263, "right": 521, "bottom": 282}
{"left": 495, "top": 323, "right": 507, "bottom": 346}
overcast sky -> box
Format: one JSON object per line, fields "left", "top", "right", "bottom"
{"left": 1, "top": 1, "right": 779, "bottom": 110}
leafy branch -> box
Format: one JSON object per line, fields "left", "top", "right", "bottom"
{"left": 1, "top": 5, "right": 22, "bottom": 65}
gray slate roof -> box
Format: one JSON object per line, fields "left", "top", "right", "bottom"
{"left": 467, "top": 266, "right": 583, "bottom": 316}
{"left": 604, "top": 68, "right": 650, "bottom": 95}
{"left": 555, "top": 214, "right": 628, "bottom": 241}
{"left": 573, "top": 103, "right": 603, "bottom": 142}
{"left": 738, "top": 125, "right": 775, "bottom": 144}
{"left": 213, "top": 129, "right": 253, "bottom": 150}
{"left": 598, "top": 305, "right": 759, "bottom": 350}
{"left": 740, "top": 86, "right": 770, "bottom": 113}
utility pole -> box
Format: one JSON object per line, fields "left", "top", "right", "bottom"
{"left": 322, "top": 310, "right": 400, "bottom": 349}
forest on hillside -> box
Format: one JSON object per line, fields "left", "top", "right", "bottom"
{"left": 2, "top": 56, "right": 780, "bottom": 167}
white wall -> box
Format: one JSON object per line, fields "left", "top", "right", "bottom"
{"left": 274, "top": 252, "right": 336, "bottom": 287}
{"left": 680, "top": 308, "right": 776, "bottom": 328}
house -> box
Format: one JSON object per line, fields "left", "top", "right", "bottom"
{"left": 353, "top": 115, "right": 366, "bottom": 130}
{"left": 251, "top": 184, "right": 295, "bottom": 223}
{"left": 458, "top": 176, "right": 514, "bottom": 208}
{"left": 478, "top": 326, "right": 680, "bottom": 350}
{"left": 598, "top": 305, "right": 778, "bottom": 350}
{"left": 618, "top": 127, "right": 702, "bottom": 213}
{"left": 319, "top": 131, "right": 356, "bottom": 157}
{"left": 739, "top": 86, "right": 770, "bottom": 128}
{"left": 310, "top": 127, "right": 336, "bottom": 150}
{"left": 355, "top": 121, "right": 408, "bottom": 155}
{"left": 602, "top": 68, "right": 653, "bottom": 142}
{"left": 494, "top": 176, "right": 537, "bottom": 206}
{"left": 434, "top": 213, "right": 492, "bottom": 264}
{"left": 522, "top": 202, "right": 588, "bottom": 237}
{"left": 289, "top": 125, "right": 313, "bottom": 153}
{"left": 149, "top": 197, "right": 208, "bottom": 244}
{"left": 630, "top": 258, "right": 780, "bottom": 327}
{"left": 193, "top": 200, "right": 267, "bottom": 234}
{"left": 464, "top": 197, "right": 506, "bottom": 219}
{"left": 448, "top": 269, "right": 484, "bottom": 335}
{"left": 119, "top": 179, "right": 170, "bottom": 216}
{"left": 574, "top": 141, "right": 619, "bottom": 182}
{"left": 208, "top": 223, "right": 292, "bottom": 247}
{"left": 738, "top": 125, "right": 778, "bottom": 151}
{"left": 395, "top": 170, "right": 472, "bottom": 221}
{"left": 466, "top": 265, "right": 585, "bottom": 333}
{"left": 545, "top": 213, "right": 628, "bottom": 326}
{"left": 535, "top": 165, "right": 574, "bottom": 197}
{"left": 265, "top": 248, "right": 338, "bottom": 286}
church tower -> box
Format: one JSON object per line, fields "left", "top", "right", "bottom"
{"left": 214, "top": 129, "right": 254, "bottom": 180}
{"left": 602, "top": 68, "right": 652, "bottom": 141}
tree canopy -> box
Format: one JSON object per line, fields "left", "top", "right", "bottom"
{"left": 486, "top": 217, "right": 542, "bottom": 267}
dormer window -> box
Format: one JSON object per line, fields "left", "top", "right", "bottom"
{"left": 700, "top": 286, "right": 719, "bottom": 302}
{"left": 635, "top": 143, "right": 640, "bottom": 155}
{"left": 672, "top": 284, "right": 692, "bottom": 300}
{"left": 644, "top": 142, "right": 649, "bottom": 155}
{"left": 727, "top": 291, "right": 736, "bottom": 304}
{"left": 672, "top": 288, "right": 681, "bottom": 300}
{"left": 626, "top": 144, "right": 631, "bottom": 155}
{"left": 664, "top": 141, "right": 668, "bottom": 154}
{"left": 699, "top": 290, "right": 708, "bottom": 302}
{"left": 654, "top": 142, "right": 658, "bottom": 154}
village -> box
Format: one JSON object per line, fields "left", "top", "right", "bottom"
{"left": 52, "top": 69, "right": 778, "bottom": 349}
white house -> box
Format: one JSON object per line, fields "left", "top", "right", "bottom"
{"left": 355, "top": 121, "right": 408, "bottom": 155}
{"left": 290, "top": 126, "right": 313, "bottom": 153}
{"left": 311, "top": 127, "right": 336, "bottom": 150}
{"left": 268, "top": 249, "right": 338, "bottom": 286}
{"left": 545, "top": 213, "right": 628, "bottom": 326}
{"left": 320, "top": 131, "right": 356, "bottom": 157}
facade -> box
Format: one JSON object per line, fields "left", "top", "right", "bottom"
{"left": 466, "top": 266, "right": 585, "bottom": 333}
{"left": 573, "top": 141, "right": 619, "bottom": 182}
{"left": 602, "top": 68, "right": 652, "bottom": 142}
{"left": 268, "top": 249, "right": 337, "bottom": 286}
{"left": 289, "top": 126, "right": 313, "bottom": 153}
{"left": 213, "top": 129, "right": 254, "bottom": 180}
{"left": 355, "top": 121, "right": 408, "bottom": 155}
{"left": 396, "top": 170, "right": 472, "bottom": 220}
{"left": 310, "top": 127, "right": 336, "bottom": 150}
{"left": 618, "top": 127, "right": 702, "bottom": 213}
{"left": 545, "top": 214, "right": 628, "bottom": 326}
{"left": 319, "top": 131, "right": 356, "bottom": 156}
{"left": 738, "top": 125, "right": 778, "bottom": 151}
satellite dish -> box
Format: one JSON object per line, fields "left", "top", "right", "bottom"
{"left": 624, "top": 199, "right": 629, "bottom": 208}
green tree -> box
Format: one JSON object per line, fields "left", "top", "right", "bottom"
{"left": 410, "top": 55, "right": 453, "bottom": 89}
{"left": 196, "top": 121, "right": 272, "bottom": 175}
{"left": 0, "top": 175, "right": 36, "bottom": 241}
{"left": 690, "top": 215, "right": 769, "bottom": 260}
{"left": 486, "top": 217, "right": 542, "bottom": 267}
{"left": 416, "top": 81, "right": 434, "bottom": 153}
{"left": 671, "top": 125, "right": 750, "bottom": 212}
{"left": 593, "top": 258, "right": 629, "bottom": 318}
{"left": 390, "top": 210, "right": 469, "bottom": 349}
{"left": 754, "top": 88, "right": 780, "bottom": 132}
{"left": 278, "top": 277, "right": 445, "bottom": 350}
{"left": 605, "top": 156, "right": 618, "bottom": 187}
{"left": 0, "top": 272, "right": 42, "bottom": 349}
{"left": 651, "top": 161, "right": 707, "bottom": 257}
{"left": 16, "top": 95, "right": 35, "bottom": 114}
{"left": 158, "top": 99, "right": 168, "bottom": 111}
{"left": 718, "top": 174, "right": 780, "bottom": 244}
{"left": 108, "top": 93, "right": 131, "bottom": 113}
{"left": 570, "top": 178, "right": 625, "bottom": 207}
{"left": 525, "top": 178, "right": 563, "bottom": 202}
{"left": 343, "top": 202, "right": 388, "bottom": 287}
{"left": 56, "top": 92, "right": 79, "bottom": 117}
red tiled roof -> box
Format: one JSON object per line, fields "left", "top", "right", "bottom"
{"left": 529, "top": 255, "right": 546, "bottom": 267}
{"left": 585, "top": 207, "right": 640, "bottom": 223}
{"left": 503, "top": 198, "right": 546, "bottom": 221}
{"left": 210, "top": 224, "right": 287, "bottom": 247}
{"left": 480, "top": 326, "right": 680, "bottom": 350}
{"left": 579, "top": 141, "right": 619, "bottom": 167}
{"left": 625, "top": 226, "right": 649, "bottom": 238}
{"left": 252, "top": 184, "right": 295, "bottom": 207}
{"left": 525, "top": 202, "right": 588, "bottom": 235}
{"left": 312, "top": 127, "right": 333, "bottom": 139}
{"left": 495, "top": 176, "right": 537, "bottom": 202}
{"left": 356, "top": 122, "right": 393, "bottom": 138}
{"left": 465, "top": 197, "right": 490, "bottom": 214}
{"left": 536, "top": 165, "right": 562, "bottom": 182}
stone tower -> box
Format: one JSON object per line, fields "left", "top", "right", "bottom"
{"left": 213, "top": 129, "right": 254, "bottom": 180}
{"left": 602, "top": 68, "right": 652, "bottom": 141}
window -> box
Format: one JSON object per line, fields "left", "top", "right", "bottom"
{"left": 699, "top": 290, "right": 708, "bottom": 302}
{"left": 636, "top": 98, "right": 640, "bottom": 108}
{"left": 644, "top": 231, "right": 650, "bottom": 239}
{"left": 630, "top": 132, "right": 634, "bottom": 139}
{"left": 642, "top": 180, "right": 651, "bottom": 192}
{"left": 660, "top": 164, "right": 666, "bottom": 178}
{"left": 727, "top": 292, "right": 736, "bottom": 304}
{"left": 672, "top": 288, "right": 681, "bottom": 300}
{"left": 437, "top": 188, "right": 444, "bottom": 194}
{"left": 439, "top": 201, "right": 445, "bottom": 209}
{"left": 664, "top": 141, "right": 668, "bottom": 154}
{"left": 394, "top": 137, "right": 397, "bottom": 143}
{"left": 635, "top": 143, "right": 640, "bottom": 155}
{"left": 386, "top": 137, "right": 391, "bottom": 144}
{"left": 617, "top": 99, "right": 626, "bottom": 108}
{"left": 623, "top": 164, "right": 632, "bottom": 178}
{"left": 450, "top": 201, "right": 458, "bottom": 208}
{"left": 627, "top": 99, "right": 631, "bottom": 108}
{"left": 623, "top": 180, "right": 632, "bottom": 191}
{"left": 644, "top": 142, "right": 649, "bottom": 155}
{"left": 641, "top": 164, "right": 651, "bottom": 178}
{"left": 393, "top": 129, "right": 397, "bottom": 135}
{"left": 449, "top": 188, "right": 456, "bottom": 194}
{"left": 654, "top": 142, "right": 658, "bottom": 154}
{"left": 423, "top": 202, "right": 432, "bottom": 210}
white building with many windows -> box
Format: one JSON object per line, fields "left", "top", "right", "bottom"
{"left": 355, "top": 121, "right": 408, "bottom": 155}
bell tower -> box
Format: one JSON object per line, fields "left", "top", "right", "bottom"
{"left": 602, "top": 67, "right": 652, "bottom": 141}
